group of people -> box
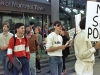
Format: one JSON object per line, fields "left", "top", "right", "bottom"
{"left": 1, "top": 17, "right": 100, "bottom": 75}
{"left": 46, "top": 18, "right": 100, "bottom": 75}
{"left": 0, "top": 22, "right": 42, "bottom": 75}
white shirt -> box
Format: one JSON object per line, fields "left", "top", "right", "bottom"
{"left": 74, "top": 30, "right": 96, "bottom": 75}
{"left": 46, "top": 32, "right": 63, "bottom": 56}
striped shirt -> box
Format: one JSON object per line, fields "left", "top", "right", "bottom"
{"left": 7, "top": 34, "right": 30, "bottom": 62}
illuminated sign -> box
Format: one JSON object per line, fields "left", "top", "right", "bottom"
{"left": 0, "top": 0, "right": 46, "bottom": 11}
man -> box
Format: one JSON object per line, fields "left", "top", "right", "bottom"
{"left": 74, "top": 17, "right": 100, "bottom": 75}
{"left": 46, "top": 21, "right": 69, "bottom": 75}
{"left": 30, "top": 22, "right": 34, "bottom": 33}
{"left": 25, "top": 25, "right": 40, "bottom": 75}
{"left": 7, "top": 23, "right": 30, "bottom": 75}
{"left": 0, "top": 22, "right": 13, "bottom": 75}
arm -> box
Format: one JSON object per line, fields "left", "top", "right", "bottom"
{"left": 46, "top": 34, "right": 65, "bottom": 52}
{"left": 25, "top": 38, "right": 30, "bottom": 60}
{"left": 36, "top": 36, "right": 40, "bottom": 59}
{"left": 74, "top": 39, "right": 96, "bottom": 60}
{"left": 47, "top": 45, "right": 65, "bottom": 52}
{"left": 7, "top": 37, "right": 14, "bottom": 62}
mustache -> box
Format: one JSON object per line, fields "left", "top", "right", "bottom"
{"left": 26, "top": 31, "right": 30, "bottom": 34}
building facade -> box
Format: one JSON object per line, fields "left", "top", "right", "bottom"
{"left": 0, "top": 0, "right": 51, "bottom": 32}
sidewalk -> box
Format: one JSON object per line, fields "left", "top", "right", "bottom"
{"left": 37, "top": 55, "right": 100, "bottom": 75}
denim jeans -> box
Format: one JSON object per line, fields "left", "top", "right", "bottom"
{"left": 0, "top": 50, "right": 9, "bottom": 75}
{"left": 49, "top": 56, "right": 63, "bottom": 75}
{"left": 13, "top": 57, "right": 30, "bottom": 75}
{"left": 29, "top": 53, "right": 36, "bottom": 75}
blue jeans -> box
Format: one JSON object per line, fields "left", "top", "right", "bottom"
{"left": 49, "top": 56, "right": 63, "bottom": 75}
{"left": 0, "top": 50, "right": 9, "bottom": 75}
{"left": 29, "top": 53, "right": 36, "bottom": 75}
{"left": 13, "top": 57, "right": 30, "bottom": 75}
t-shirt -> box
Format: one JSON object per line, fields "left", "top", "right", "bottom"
{"left": 46, "top": 32, "right": 63, "bottom": 56}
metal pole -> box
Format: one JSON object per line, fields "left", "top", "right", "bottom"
{"left": 23, "top": 12, "right": 25, "bottom": 25}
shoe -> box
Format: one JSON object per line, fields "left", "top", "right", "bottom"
{"left": 62, "top": 72, "right": 65, "bottom": 75}
{"left": 37, "top": 70, "right": 41, "bottom": 73}
{"left": 62, "top": 70, "right": 67, "bottom": 75}
{"left": 47, "top": 70, "right": 50, "bottom": 73}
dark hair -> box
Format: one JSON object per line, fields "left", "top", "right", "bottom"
{"left": 79, "top": 17, "right": 86, "bottom": 29}
{"left": 54, "top": 21, "right": 61, "bottom": 26}
{"left": 50, "top": 22, "right": 53, "bottom": 25}
{"left": 15, "top": 23, "right": 24, "bottom": 33}
{"left": 30, "top": 22, "right": 34, "bottom": 26}
{"left": 62, "top": 27, "right": 65, "bottom": 31}
{"left": 25, "top": 25, "right": 30, "bottom": 28}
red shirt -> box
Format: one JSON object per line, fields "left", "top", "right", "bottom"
{"left": 7, "top": 35, "right": 30, "bottom": 62}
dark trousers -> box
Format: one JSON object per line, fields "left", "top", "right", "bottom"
{"left": 36, "top": 58, "right": 41, "bottom": 70}
{"left": 13, "top": 57, "right": 30, "bottom": 75}
{"left": 62, "top": 56, "right": 66, "bottom": 70}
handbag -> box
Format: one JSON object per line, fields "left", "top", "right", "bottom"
{"left": 12, "top": 55, "right": 22, "bottom": 71}
{"left": 7, "top": 36, "right": 23, "bottom": 71}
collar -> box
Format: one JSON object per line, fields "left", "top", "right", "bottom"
{"left": 2, "top": 32, "right": 9, "bottom": 36}
{"left": 15, "top": 34, "right": 24, "bottom": 38}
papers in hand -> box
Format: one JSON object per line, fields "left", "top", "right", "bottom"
{"left": 65, "top": 40, "right": 71, "bottom": 46}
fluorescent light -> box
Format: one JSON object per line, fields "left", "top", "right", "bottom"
{"left": 32, "top": 17, "right": 35, "bottom": 19}
{"left": 65, "top": 7, "right": 71, "bottom": 13}
{"left": 61, "top": 6, "right": 64, "bottom": 8}
{"left": 73, "top": 9, "right": 78, "bottom": 14}
{"left": 80, "top": 10, "right": 84, "bottom": 14}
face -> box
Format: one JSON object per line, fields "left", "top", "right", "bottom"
{"left": 60, "top": 30, "right": 64, "bottom": 35}
{"left": 3, "top": 25, "right": 9, "bottom": 32}
{"left": 35, "top": 28, "right": 39, "bottom": 34}
{"left": 26, "top": 26, "right": 31, "bottom": 34}
{"left": 17, "top": 26, "right": 25, "bottom": 34}
{"left": 54, "top": 24, "right": 62, "bottom": 33}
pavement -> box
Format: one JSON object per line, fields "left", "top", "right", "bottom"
{"left": 0, "top": 50, "right": 100, "bottom": 75}
{"left": 37, "top": 55, "right": 100, "bottom": 75}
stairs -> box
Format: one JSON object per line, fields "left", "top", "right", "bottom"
{"left": 40, "top": 49, "right": 76, "bottom": 69}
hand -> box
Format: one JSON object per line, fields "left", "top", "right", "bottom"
{"left": 94, "top": 41, "right": 100, "bottom": 50}
{"left": 3, "top": 46, "right": 7, "bottom": 50}
{"left": 1, "top": 46, "right": 7, "bottom": 50}
{"left": 37, "top": 54, "right": 40, "bottom": 60}
{"left": 0, "top": 46, "right": 5, "bottom": 50}
{"left": 60, "top": 45, "right": 66, "bottom": 50}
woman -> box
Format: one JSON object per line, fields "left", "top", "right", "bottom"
{"left": 35, "top": 27, "right": 42, "bottom": 73}
{"left": 60, "top": 28, "right": 70, "bottom": 75}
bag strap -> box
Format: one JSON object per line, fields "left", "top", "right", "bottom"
{"left": 13, "top": 36, "right": 16, "bottom": 46}
{"left": 13, "top": 36, "right": 27, "bottom": 46}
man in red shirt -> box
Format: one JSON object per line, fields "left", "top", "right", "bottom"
{"left": 7, "top": 23, "right": 30, "bottom": 75}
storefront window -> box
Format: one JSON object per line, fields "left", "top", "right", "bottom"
{"left": 0, "top": 12, "right": 50, "bottom": 34}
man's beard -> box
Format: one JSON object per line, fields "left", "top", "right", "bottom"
{"left": 26, "top": 31, "right": 30, "bottom": 34}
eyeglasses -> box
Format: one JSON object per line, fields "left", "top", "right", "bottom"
{"left": 57, "top": 24, "right": 62, "bottom": 27}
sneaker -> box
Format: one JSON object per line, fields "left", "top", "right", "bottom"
{"left": 37, "top": 70, "right": 41, "bottom": 73}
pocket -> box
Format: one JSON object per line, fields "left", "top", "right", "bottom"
{"left": 49, "top": 56, "right": 58, "bottom": 64}
{"left": 25, "top": 57, "right": 29, "bottom": 62}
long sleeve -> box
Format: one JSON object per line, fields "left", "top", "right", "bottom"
{"left": 7, "top": 37, "right": 14, "bottom": 62}
{"left": 74, "top": 31, "right": 96, "bottom": 61}
{"left": 38, "top": 34, "right": 42, "bottom": 45}
{"left": 25, "top": 38, "right": 30, "bottom": 60}
{"left": 46, "top": 34, "right": 53, "bottom": 50}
